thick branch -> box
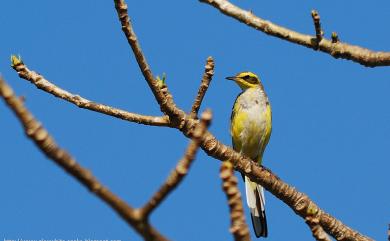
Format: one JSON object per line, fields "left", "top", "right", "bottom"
{"left": 10, "top": 57, "right": 171, "bottom": 127}
{"left": 197, "top": 131, "right": 372, "bottom": 241}
{"left": 113, "top": 1, "right": 373, "bottom": 240}
{"left": 0, "top": 77, "right": 169, "bottom": 241}
{"left": 190, "top": 57, "right": 214, "bottom": 119}
{"left": 200, "top": 0, "right": 390, "bottom": 67}
{"left": 220, "top": 162, "right": 251, "bottom": 241}
{"left": 141, "top": 110, "right": 212, "bottom": 217}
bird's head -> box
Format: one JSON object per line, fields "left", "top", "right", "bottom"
{"left": 226, "top": 71, "right": 262, "bottom": 90}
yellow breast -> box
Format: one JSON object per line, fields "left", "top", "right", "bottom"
{"left": 231, "top": 88, "right": 272, "bottom": 164}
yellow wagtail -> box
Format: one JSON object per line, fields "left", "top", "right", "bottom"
{"left": 227, "top": 72, "right": 272, "bottom": 238}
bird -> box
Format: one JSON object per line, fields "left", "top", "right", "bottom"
{"left": 227, "top": 71, "right": 272, "bottom": 238}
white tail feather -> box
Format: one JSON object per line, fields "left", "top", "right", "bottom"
{"left": 257, "top": 185, "right": 266, "bottom": 211}
{"left": 245, "top": 175, "right": 268, "bottom": 237}
{"left": 245, "top": 176, "right": 257, "bottom": 209}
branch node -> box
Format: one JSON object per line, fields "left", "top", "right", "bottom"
{"left": 11, "top": 54, "right": 23, "bottom": 68}
{"left": 331, "top": 32, "right": 339, "bottom": 43}
{"left": 311, "top": 10, "right": 323, "bottom": 46}
{"left": 306, "top": 217, "right": 332, "bottom": 241}
{"left": 200, "top": 108, "right": 213, "bottom": 126}
{"left": 141, "top": 109, "right": 212, "bottom": 218}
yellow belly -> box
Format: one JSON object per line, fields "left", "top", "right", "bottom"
{"left": 231, "top": 102, "right": 271, "bottom": 164}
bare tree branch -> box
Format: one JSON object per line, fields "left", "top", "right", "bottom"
{"left": 220, "top": 162, "right": 251, "bottom": 241}
{"left": 141, "top": 110, "right": 212, "bottom": 217}
{"left": 113, "top": 0, "right": 166, "bottom": 106}
{"left": 10, "top": 56, "right": 171, "bottom": 127}
{"left": 6, "top": 1, "right": 374, "bottom": 240}
{"left": 0, "top": 76, "right": 169, "bottom": 241}
{"left": 113, "top": 0, "right": 188, "bottom": 130}
{"left": 190, "top": 57, "right": 214, "bottom": 119}
{"left": 200, "top": 0, "right": 390, "bottom": 67}
{"left": 199, "top": 133, "right": 373, "bottom": 241}
{"left": 111, "top": 1, "right": 374, "bottom": 240}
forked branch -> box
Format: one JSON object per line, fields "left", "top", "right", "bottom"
{"left": 113, "top": 0, "right": 188, "bottom": 129}
{"left": 0, "top": 76, "right": 169, "bottom": 241}
{"left": 6, "top": 0, "right": 377, "bottom": 240}
{"left": 141, "top": 110, "right": 212, "bottom": 217}
{"left": 200, "top": 0, "right": 390, "bottom": 67}
{"left": 112, "top": 1, "right": 374, "bottom": 240}
{"left": 199, "top": 133, "right": 372, "bottom": 241}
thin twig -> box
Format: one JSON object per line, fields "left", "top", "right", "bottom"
{"left": 112, "top": 1, "right": 374, "bottom": 240}
{"left": 311, "top": 10, "right": 323, "bottom": 45}
{"left": 200, "top": 0, "right": 390, "bottom": 67}
{"left": 190, "top": 57, "right": 214, "bottom": 119}
{"left": 113, "top": 0, "right": 187, "bottom": 126}
{"left": 0, "top": 76, "right": 169, "bottom": 241}
{"left": 113, "top": 0, "right": 164, "bottom": 105}
{"left": 10, "top": 56, "right": 171, "bottom": 127}
{"left": 220, "top": 162, "right": 251, "bottom": 241}
{"left": 141, "top": 110, "right": 212, "bottom": 217}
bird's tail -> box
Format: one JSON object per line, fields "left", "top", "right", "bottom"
{"left": 245, "top": 176, "right": 268, "bottom": 238}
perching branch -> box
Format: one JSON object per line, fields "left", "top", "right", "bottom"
{"left": 112, "top": 1, "right": 374, "bottom": 240}
{"left": 220, "top": 162, "right": 251, "bottom": 241}
{"left": 200, "top": 0, "right": 390, "bottom": 67}
{"left": 199, "top": 133, "right": 373, "bottom": 241}
{"left": 141, "top": 110, "right": 212, "bottom": 217}
{"left": 190, "top": 57, "right": 214, "bottom": 119}
{"left": 0, "top": 76, "right": 169, "bottom": 241}
{"left": 10, "top": 56, "right": 171, "bottom": 127}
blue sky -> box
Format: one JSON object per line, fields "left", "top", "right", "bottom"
{"left": 1, "top": 1, "right": 389, "bottom": 240}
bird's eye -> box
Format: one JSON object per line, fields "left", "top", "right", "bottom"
{"left": 242, "top": 75, "right": 250, "bottom": 80}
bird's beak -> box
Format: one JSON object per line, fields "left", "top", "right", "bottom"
{"left": 226, "top": 76, "right": 236, "bottom": 81}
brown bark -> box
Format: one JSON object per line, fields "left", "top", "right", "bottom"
{"left": 220, "top": 162, "right": 251, "bottom": 241}
{"left": 200, "top": 0, "right": 390, "bottom": 67}
{"left": 0, "top": 77, "right": 168, "bottom": 241}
